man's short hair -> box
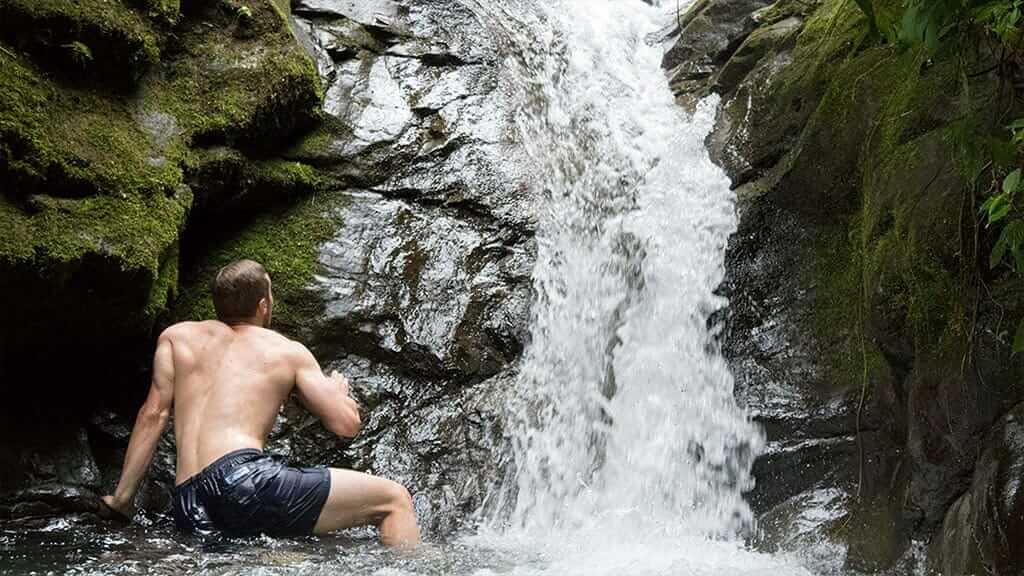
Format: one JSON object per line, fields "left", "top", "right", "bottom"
{"left": 211, "top": 259, "right": 270, "bottom": 321}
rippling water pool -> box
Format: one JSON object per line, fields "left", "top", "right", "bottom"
{"left": 2, "top": 514, "right": 832, "bottom": 576}
{"left": 0, "top": 516, "right": 515, "bottom": 576}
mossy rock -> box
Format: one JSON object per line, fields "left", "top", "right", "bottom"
{"left": 0, "top": 0, "right": 324, "bottom": 427}
{"left": 146, "top": 0, "right": 322, "bottom": 153}
{"left": 179, "top": 147, "right": 330, "bottom": 266}
{"left": 0, "top": 49, "right": 187, "bottom": 200}
{"left": 0, "top": 0, "right": 170, "bottom": 88}
{"left": 0, "top": 0, "right": 323, "bottom": 279}
{"left": 0, "top": 188, "right": 190, "bottom": 432}
{"left": 174, "top": 194, "right": 343, "bottom": 338}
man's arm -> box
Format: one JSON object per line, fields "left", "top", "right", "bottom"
{"left": 293, "top": 343, "right": 361, "bottom": 438}
{"left": 102, "top": 332, "right": 175, "bottom": 517}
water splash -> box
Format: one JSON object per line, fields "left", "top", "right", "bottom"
{"left": 491, "top": 0, "right": 764, "bottom": 541}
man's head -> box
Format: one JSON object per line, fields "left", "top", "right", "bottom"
{"left": 211, "top": 259, "right": 273, "bottom": 327}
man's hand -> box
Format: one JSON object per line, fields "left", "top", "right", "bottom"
{"left": 296, "top": 346, "right": 361, "bottom": 438}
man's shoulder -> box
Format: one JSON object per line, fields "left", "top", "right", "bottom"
{"left": 160, "top": 320, "right": 223, "bottom": 340}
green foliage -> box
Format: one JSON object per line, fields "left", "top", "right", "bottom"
{"left": 175, "top": 195, "right": 340, "bottom": 332}
{"left": 981, "top": 160, "right": 1024, "bottom": 352}
{"left": 854, "top": 0, "right": 882, "bottom": 36}
{"left": 862, "top": 0, "right": 1024, "bottom": 353}
{"left": 976, "top": 0, "right": 1023, "bottom": 42}
{"left": 898, "top": 0, "right": 964, "bottom": 49}
{"left": 851, "top": 0, "right": 1024, "bottom": 51}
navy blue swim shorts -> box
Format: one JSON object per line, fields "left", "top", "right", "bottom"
{"left": 171, "top": 449, "right": 331, "bottom": 538}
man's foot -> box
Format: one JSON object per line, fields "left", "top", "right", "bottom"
{"left": 97, "top": 495, "right": 133, "bottom": 524}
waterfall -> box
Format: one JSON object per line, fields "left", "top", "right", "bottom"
{"left": 477, "top": 0, "right": 790, "bottom": 568}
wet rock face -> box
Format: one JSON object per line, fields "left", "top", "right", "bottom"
{"left": 0, "top": 430, "right": 100, "bottom": 520}
{"left": 930, "top": 402, "right": 1024, "bottom": 576}
{"left": 289, "top": 0, "right": 532, "bottom": 230}
{"left": 266, "top": 359, "right": 514, "bottom": 535}
{"left": 719, "top": 201, "right": 859, "bottom": 516}
{"left": 309, "top": 192, "right": 532, "bottom": 382}
{"left": 269, "top": 0, "right": 534, "bottom": 534}
{"left": 673, "top": 0, "right": 863, "bottom": 536}
{"left": 662, "top": 0, "right": 776, "bottom": 103}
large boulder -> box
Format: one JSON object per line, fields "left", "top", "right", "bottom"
{"left": 930, "top": 402, "right": 1024, "bottom": 575}
{"left": 287, "top": 0, "right": 533, "bottom": 229}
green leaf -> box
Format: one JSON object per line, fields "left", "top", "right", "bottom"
{"left": 1004, "top": 169, "right": 1022, "bottom": 195}
{"left": 1014, "top": 243, "right": 1024, "bottom": 272}
{"left": 992, "top": 226, "right": 1011, "bottom": 268}
{"left": 985, "top": 194, "right": 1011, "bottom": 225}
{"left": 981, "top": 196, "right": 996, "bottom": 214}
{"left": 990, "top": 201, "right": 1011, "bottom": 225}
{"left": 1013, "top": 319, "right": 1024, "bottom": 354}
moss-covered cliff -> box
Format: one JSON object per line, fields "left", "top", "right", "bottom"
{"left": 0, "top": 0, "right": 322, "bottom": 445}
{"left": 667, "top": 0, "right": 1024, "bottom": 572}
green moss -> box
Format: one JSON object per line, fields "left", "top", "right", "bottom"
{"left": 251, "top": 160, "right": 319, "bottom": 192}
{"left": 786, "top": 0, "right": 872, "bottom": 87}
{"left": 0, "top": 188, "right": 191, "bottom": 271}
{"left": 0, "top": 0, "right": 163, "bottom": 86}
{"left": 184, "top": 147, "right": 324, "bottom": 220}
{"left": 791, "top": 0, "right": 996, "bottom": 386}
{"left": 861, "top": 132, "right": 972, "bottom": 355}
{"left": 144, "top": 246, "right": 180, "bottom": 320}
{"left": 175, "top": 194, "right": 343, "bottom": 332}
{"left": 0, "top": 49, "right": 186, "bottom": 200}
{"left": 131, "top": 0, "right": 181, "bottom": 25}
{"left": 0, "top": 0, "right": 324, "bottom": 346}
{"left": 142, "top": 1, "right": 322, "bottom": 152}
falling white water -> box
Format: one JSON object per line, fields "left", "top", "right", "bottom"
{"left": 471, "top": 0, "right": 815, "bottom": 574}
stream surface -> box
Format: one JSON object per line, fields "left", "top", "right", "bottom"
{"left": 2, "top": 0, "right": 844, "bottom": 574}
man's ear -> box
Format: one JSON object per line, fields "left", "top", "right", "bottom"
{"left": 258, "top": 297, "right": 269, "bottom": 315}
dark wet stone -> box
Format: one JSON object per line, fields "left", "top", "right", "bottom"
{"left": 0, "top": 429, "right": 99, "bottom": 495}
{"left": 662, "top": 0, "right": 775, "bottom": 101}
{"left": 0, "top": 484, "right": 99, "bottom": 520}
{"left": 293, "top": 0, "right": 404, "bottom": 31}
{"left": 0, "top": 428, "right": 102, "bottom": 520}
{"left": 755, "top": 487, "right": 849, "bottom": 556}
{"left": 719, "top": 200, "right": 863, "bottom": 516}
{"left": 288, "top": 0, "right": 534, "bottom": 230}
{"left": 929, "top": 401, "right": 1024, "bottom": 576}
{"left": 305, "top": 191, "right": 533, "bottom": 381}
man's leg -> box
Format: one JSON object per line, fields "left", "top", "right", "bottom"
{"left": 313, "top": 468, "right": 420, "bottom": 547}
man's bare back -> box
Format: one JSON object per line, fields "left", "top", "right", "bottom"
{"left": 169, "top": 320, "right": 316, "bottom": 483}
{"left": 101, "top": 260, "right": 419, "bottom": 546}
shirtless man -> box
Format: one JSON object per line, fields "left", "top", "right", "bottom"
{"left": 100, "top": 259, "right": 420, "bottom": 547}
